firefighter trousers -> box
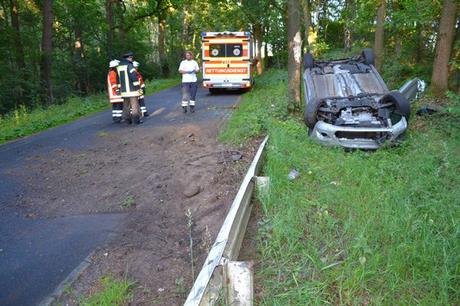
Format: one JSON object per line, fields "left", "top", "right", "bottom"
{"left": 112, "top": 103, "right": 123, "bottom": 122}
{"left": 139, "top": 98, "right": 147, "bottom": 115}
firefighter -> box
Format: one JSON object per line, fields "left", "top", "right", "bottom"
{"left": 107, "top": 60, "right": 123, "bottom": 122}
{"left": 178, "top": 51, "right": 200, "bottom": 113}
{"left": 133, "top": 61, "right": 149, "bottom": 117}
{"left": 117, "top": 51, "right": 142, "bottom": 124}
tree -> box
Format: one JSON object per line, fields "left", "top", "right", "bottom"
{"left": 105, "top": 0, "right": 115, "bottom": 55}
{"left": 9, "top": 0, "right": 25, "bottom": 69}
{"left": 374, "top": 0, "right": 385, "bottom": 71}
{"left": 40, "top": 0, "right": 53, "bottom": 104}
{"left": 287, "top": 0, "right": 302, "bottom": 113}
{"left": 301, "top": 0, "right": 311, "bottom": 50}
{"left": 431, "top": 0, "right": 458, "bottom": 96}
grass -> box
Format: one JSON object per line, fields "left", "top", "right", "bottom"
{"left": 0, "top": 78, "right": 180, "bottom": 144}
{"left": 81, "top": 275, "right": 134, "bottom": 306}
{"left": 120, "top": 194, "right": 136, "bottom": 209}
{"left": 220, "top": 70, "right": 460, "bottom": 305}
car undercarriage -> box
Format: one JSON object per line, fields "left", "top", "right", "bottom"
{"left": 302, "top": 49, "right": 422, "bottom": 149}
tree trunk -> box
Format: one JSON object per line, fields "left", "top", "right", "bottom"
{"left": 9, "top": 0, "right": 25, "bottom": 69}
{"left": 40, "top": 0, "right": 53, "bottom": 104}
{"left": 287, "top": 0, "right": 302, "bottom": 113}
{"left": 158, "top": 13, "right": 169, "bottom": 77}
{"left": 374, "top": 0, "right": 385, "bottom": 71}
{"left": 181, "top": 2, "right": 190, "bottom": 48}
{"left": 343, "top": 0, "right": 353, "bottom": 52}
{"left": 431, "top": 0, "right": 457, "bottom": 96}
{"left": 301, "top": 0, "right": 310, "bottom": 50}
{"left": 74, "top": 26, "right": 88, "bottom": 94}
{"left": 117, "top": 0, "right": 126, "bottom": 48}
{"left": 254, "top": 23, "right": 263, "bottom": 75}
{"left": 105, "top": 0, "right": 115, "bottom": 56}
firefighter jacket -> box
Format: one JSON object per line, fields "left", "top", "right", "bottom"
{"left": 136, "top": 70, "right": 145, "bottom": 99}
{"left": 107, "top": 69, "right": 123, "bottom": 103}
{"left": 116, "top": 59, "right": 140, "bottom": 98}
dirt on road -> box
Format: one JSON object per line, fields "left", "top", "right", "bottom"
{"left": 8, "top": 117, "right": 259, "bottom": 305}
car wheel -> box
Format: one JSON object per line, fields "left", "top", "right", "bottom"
{"left": 380, "top": 91, "right": 410, "bottom": 121}
{"left": 303, "top": 53, "right": 314, "bottom": 70}
{"left": 362, "top": 48, "right": 375, "bottom": 66}
{"left": 209, "top": 88, "right": 219, "bottom": 94}
{"left": 304, "top": 98, "right": 322, "bottom": 128}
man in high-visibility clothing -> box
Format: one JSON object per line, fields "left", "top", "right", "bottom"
{"left": 117, "top": 51, "right": 141, "bottom": 124}
{"left": 133, "top": 61, "right": 148, "bottom": 117}
{"left": 107, "top": 60, "right": 123, "bottom": 122}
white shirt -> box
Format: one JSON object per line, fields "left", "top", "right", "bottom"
{"left": 179, "top": 60, "right": 199, "bottom": 83}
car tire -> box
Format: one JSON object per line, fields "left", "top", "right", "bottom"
{"left": 362, "top": 48, "right": 375, "bottom": 66}
{"left": 381, "top": 91, "right": 411, "bottom": 121}
{"left": 304, "top": 98, "right": 322, "bottom": 128}
{"left": 303, "top": 53, "right": 314, "bottom": 70}
{"left": 209, "top": 88, "right": 219, "bottom": 94}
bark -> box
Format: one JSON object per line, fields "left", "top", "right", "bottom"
{"left": 343, "top": 0, "right": 353, "bottom": 52}
{"left": 74, "top": 26, "right": 88, "bottom": 94}
{"left": 118, "top": 0, "right": 126, "bottom": 47}
{"left": 431, "top": 0, "right": 457, "bottom": 96}
{"left": 9, "top": 0, "right": 25, "bottom": 69}
{"left": 287, "top": 0, "right": 302, "bottom": 113}
{"left": 301, "top": 0, "right": 311, "bottom": 50}
{"left": 40, "top": 0, "right": 53, "bottom": 104}
{"left": 254, "top": 23, "right": 263, "bottom": 75}
{"left": 374, "top": 0, "right": 385, "bottom": 71}
{"left": 158, "top": 12, "right": 169, "bottom": 77}
{"left": 105, "top": 0, "right": 115, "bottom": 55}
{"left": 181, "top": 2, "right": 190, "bottom": 47}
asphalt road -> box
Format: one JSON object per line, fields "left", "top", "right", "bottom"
{"left": 0, "top": 85, "right": 241, "bottom": 306}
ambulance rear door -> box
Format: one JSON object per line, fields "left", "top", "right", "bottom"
{"left": 202, "top": 33, "right": 252, "bottom": 89}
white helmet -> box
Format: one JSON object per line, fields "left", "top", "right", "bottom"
{"left": 133, "top": 61, "right": 140, "bottom": 68}
{"left": 109, "top": 60, "right": 120, "bottom": 68}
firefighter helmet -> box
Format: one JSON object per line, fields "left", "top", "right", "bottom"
{"left": 109, "top": 60, "right": 119, "bottom": 68}
{"left": 122, "top": 51, "right": 134, "bottom": 58}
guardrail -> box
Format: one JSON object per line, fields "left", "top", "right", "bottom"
{"left": 184, "top": 135, "right": 269, "bottom": 306}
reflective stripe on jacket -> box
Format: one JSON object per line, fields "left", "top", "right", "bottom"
{"left": 107, "top": 70, "right": 123, "bottom": 103}
{"left": 136, "top": 70, "right": 145, "bottom": 99}
{"left": 117, "top": 60, "right": 140, "bottom": 98}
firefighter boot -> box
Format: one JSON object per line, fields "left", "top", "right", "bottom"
{"left": 190, "top": 105, "right": 195, "bottom": 113}
{"left": 183, "top": 106, "right": 187, "bottom": 113}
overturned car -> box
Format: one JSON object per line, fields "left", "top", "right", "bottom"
{"left": 303, "top": 49, "right": 422, "bottom": 149}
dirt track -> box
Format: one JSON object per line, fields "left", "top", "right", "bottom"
{"left": 0, "top": 86, "right": 258, "bottom": 305}
{"left": 53, "top": 121, "right": 257, "bottom": 305}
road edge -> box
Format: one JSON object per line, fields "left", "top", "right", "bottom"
{"left": 38, "top": 251, "right": 95, "bottom": 306}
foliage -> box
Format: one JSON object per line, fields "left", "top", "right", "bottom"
{"left": 221, "top": 70, "right": 460, "bottom": 304}
{"left": 81, "top": 275, "right": 134, "bottom": 306}
{"left": 0, "top": 78, "right": 179, "bottom": 144}
{"left": 0, "top": 0, "right": 457, "bottom": 115}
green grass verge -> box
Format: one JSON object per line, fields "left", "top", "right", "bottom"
{"left": 220, "top": 70, "right": 460, "bottom": 305}
{"left": 81, "top": 276, "right": 134, "bottom": 306}
{"left": 0, "top": 78, "right": 180, "bottom": 144}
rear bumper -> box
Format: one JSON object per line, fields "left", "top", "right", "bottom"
{"left": 310, "top": 117, "right": 408, "bottom": 149}
{"left": 203, "top": 81, "right": 251, "bottom": 89}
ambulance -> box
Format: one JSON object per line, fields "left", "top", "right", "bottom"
{"left": 201, "top": 31, "right": 255, "bottom": 93}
